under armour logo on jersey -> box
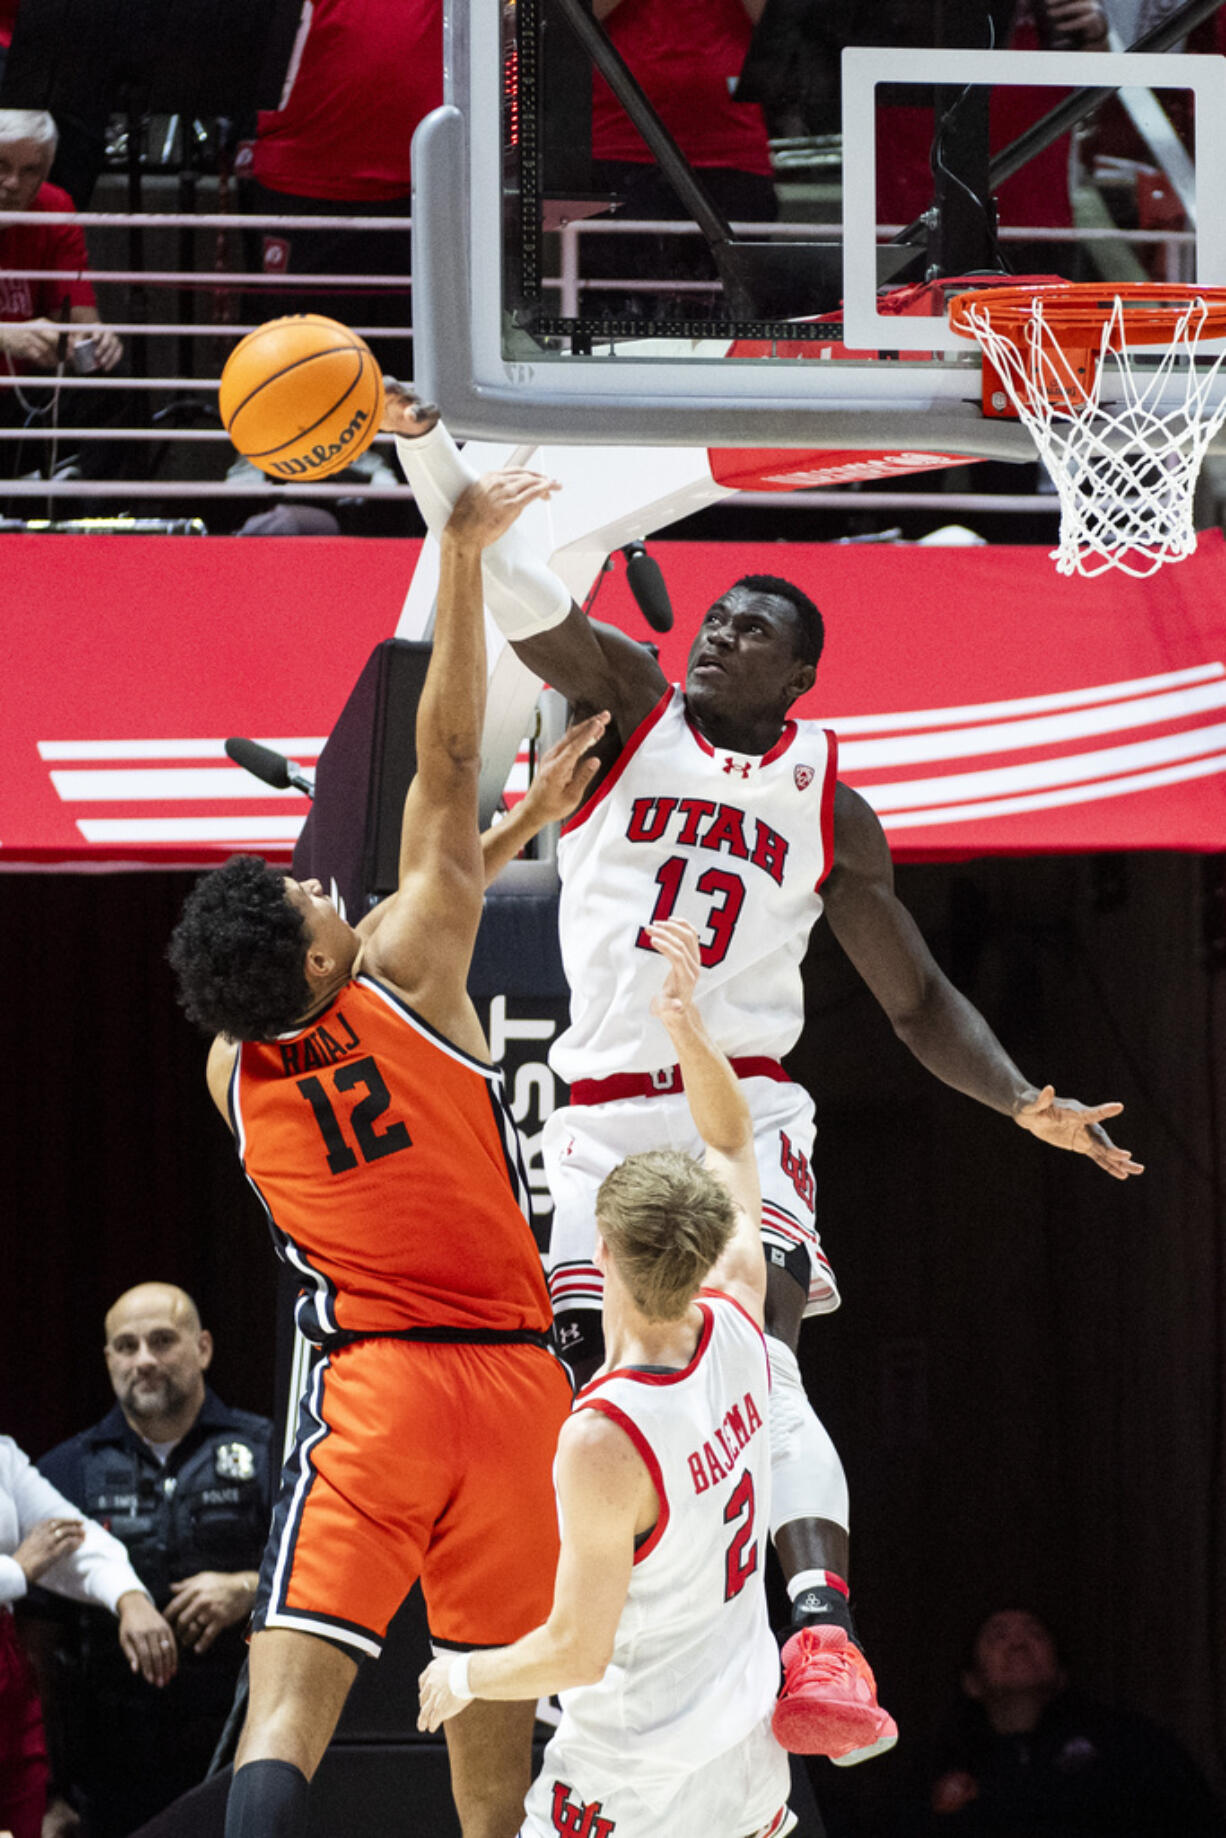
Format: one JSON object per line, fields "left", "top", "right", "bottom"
{"left": 722, "top": 757, "right": 752, "bottom": 778}
{"left": 551, "top": 1781, "right": 617, "bottom": 1837}
{"left": 794, "top": 763, "right": 816, "bottom": 791}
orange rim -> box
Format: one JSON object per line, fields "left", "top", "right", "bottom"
{"left": 949, "top": 282, "right": 1226, "bottom": 349}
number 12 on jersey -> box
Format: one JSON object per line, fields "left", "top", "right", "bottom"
{"left": 636, "top": 856, "right": 746, "bottom": 968}
{"left": 298, "top": 1055, "right": 412, "bottom": 1175}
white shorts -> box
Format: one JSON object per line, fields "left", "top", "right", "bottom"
{"left": 521, "top": 1711, "right": 795, "bottom": 1838}
{"left": 543, "top": 1076, "right": 839, "bottom": 1354}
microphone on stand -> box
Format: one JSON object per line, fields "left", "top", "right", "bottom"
{"left": 225, "top": 737, "right": 316, "bottom": 798}
{"left": 621, "top": 541, "right": 673, "bottom": 633}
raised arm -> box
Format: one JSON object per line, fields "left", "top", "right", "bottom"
{"left": 416, "top": 1407, "right": 647, "bottom": 1726}
{"left": 384, "top": 390, "right": 666, "bottom": 747}
{"left": 478, "top": 710, "right": 610, "bottom": 885}
{"left": 648, "top": 919, "right": 766, "bottom": 1318}
{"left": 822, "top": 782, "right": 1143, "bottom": 1180}
{"left": 361, "top": 469, "right": 561, "bottom": 1046}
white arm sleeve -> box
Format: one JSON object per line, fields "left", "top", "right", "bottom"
{"left": 394, "top": 420, "right": 572, "bottom": 640}
{"left": 0, "top": 1436, "right": 149, "bottom": 1616}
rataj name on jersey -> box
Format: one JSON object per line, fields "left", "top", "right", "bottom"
{"left": 685, "top": 1387, "right": 764, "bottom": 1495}
{"left": 278, "top": 1010, "right": 361, "bottom": 1077}
{"left": 626, "top": 798, "right": 789, "bottom": 886}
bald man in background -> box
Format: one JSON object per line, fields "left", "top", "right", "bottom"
{"left": 26, "top": 1285, "right": 274, "bottom": 1837}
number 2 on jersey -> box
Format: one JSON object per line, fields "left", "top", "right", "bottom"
{"left": 723, "top": 1468, "right": 758, "bottom": 1601}
{"left": 298, "top": 1055, "right": 412, "bottom": 1176}
{"left": 636, "top": 856, "right": 746, "bottom": 967}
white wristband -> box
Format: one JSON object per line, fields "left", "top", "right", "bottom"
{"left": 448, "top": 1652, "right": 474, "bottom": 1702}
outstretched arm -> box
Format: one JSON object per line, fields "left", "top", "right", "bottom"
{"left": 479, "top": 711, "right": 610, "bottom": 885}
{"left": 822, "top": 783, "right": 1142, "bottom": 1180}
{"left": 362, "top": 468, "right": 560, "bottom": 1045}
{"left": 648, "top": 919, "right": 766, "bottom": 1318}
{"left": 384, "top": 388, "right": 666, "bottom": 746}
{"left": 416, "top": 1409, "right": 645, "bottom": 1725}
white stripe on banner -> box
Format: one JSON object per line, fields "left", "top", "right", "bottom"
{"left": 870, "top": 719, "right": 1226, "bottom": 814}
{"left": 38, "top": 737, "right": 326, "bottom": 760}
{"left": 76, "top": 816, "right": 307, "bottom": 842}
{"left": 841, "top": 679, "right": 1226, "bottom": 771}
{"left": 884, "top": 751, "right": 1226, "bottom": 830}
{"left": 51, "top": 769, "right": 309, "bottom": 801}
{"left": 826, "top": 663, "right": 1223, "bottom": 736}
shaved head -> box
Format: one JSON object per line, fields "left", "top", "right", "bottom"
{"left": 105, "top": 1282, "right": 201, "bottom": 1342}
{"left": 104, "top": 1283, "right": 212, "bottom": 1440}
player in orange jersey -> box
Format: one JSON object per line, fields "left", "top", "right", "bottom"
{"left": 168, "top": 458, "right": 608, "bottom": 1838}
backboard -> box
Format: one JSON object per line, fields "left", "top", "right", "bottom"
{"left": 411, "top": 0, "right": 1226, "bottom": 455}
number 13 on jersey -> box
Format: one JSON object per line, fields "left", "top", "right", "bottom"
{"left": 636, "top": 856, "right": 746, "bottom": 968}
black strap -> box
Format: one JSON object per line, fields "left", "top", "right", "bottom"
{"left": 319, "top": 1325, "right": 551, "bottom": 1353}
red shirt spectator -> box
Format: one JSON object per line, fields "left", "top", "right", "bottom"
{"left": 0, "top": 115, "right": 119, "bottom": 376}
{"left": 252, "top": 0, "right": 442, "bottom": 200}
{"left": 0, "top": 179, "right": 94, "bottom": 325}
{"left": 591, "top": 0, "right": 773, "bottom": 177}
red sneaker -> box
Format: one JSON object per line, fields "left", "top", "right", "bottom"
{"left": 772, "top": 1625, "right": 898, "bottom": 1761}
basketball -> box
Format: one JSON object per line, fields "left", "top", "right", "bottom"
{"left": 219, "top": 315, "right": 386, "bottom": 480}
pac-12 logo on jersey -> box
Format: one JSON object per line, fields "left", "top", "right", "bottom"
{"left": 551, "top": 1782, "right": 616, "bottom": 1837}
{"left": 794, "top": 763, "right": 816, "bottom": 791}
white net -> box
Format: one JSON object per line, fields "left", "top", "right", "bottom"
{"left": 958, "top": 292, "right": 1226, "bottom": 579}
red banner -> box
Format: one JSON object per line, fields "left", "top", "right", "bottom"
{"left": 7, "top": 531, "right": 1226, "bottom": 865}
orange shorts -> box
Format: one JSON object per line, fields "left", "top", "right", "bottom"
{"left": 255, "top": 1336, "right": 572, "bottom": 1657}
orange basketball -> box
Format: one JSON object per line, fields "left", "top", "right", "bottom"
{"left": 219, "top": 315, "right": 386, "bottom": 480}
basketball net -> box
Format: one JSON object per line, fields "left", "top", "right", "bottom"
{"left": 955, "top": 292, "right": 1226, "bottom": 580}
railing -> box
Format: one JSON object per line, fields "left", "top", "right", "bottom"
{"left": 0, "top": 206, "right": 1195, "bottom": 511}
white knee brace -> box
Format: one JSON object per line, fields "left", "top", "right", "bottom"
{"left": 394, "top": 421, "right": 571, "bottom": 640}
{"left": 765, "top": 1335, "right": 850, "bottom": 1540}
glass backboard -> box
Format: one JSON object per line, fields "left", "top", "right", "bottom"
{"left": 411, "top": 0, "right": 1226, "bottom": 453}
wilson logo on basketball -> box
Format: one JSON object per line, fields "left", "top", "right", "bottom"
{"left": 270, "top": 408, "right": 371, "bottom": 476}
{"left": 218, "top": 314, "right": 384, "bottom": 481}
{"left": 794, "top": 763, "right": 815, "bottom": 791}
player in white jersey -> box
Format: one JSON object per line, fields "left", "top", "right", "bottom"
{"left": 418, "top": 918, "right": 798, "bottom": 1838}
{"left": 389, "top": 393, "right": 1143, "bottom": 1765}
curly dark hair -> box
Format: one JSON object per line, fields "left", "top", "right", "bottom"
{"left": 167, "top": 854, "right": 311, "bottom": 1041}
{"left": 731, "top": 573, "right": 825, "bottom": 668}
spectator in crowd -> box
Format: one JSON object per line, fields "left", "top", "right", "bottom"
{"left": 905, "top": 1606, "right": 1225, "bottom": 1836}
{"left": 0, "top": 110, "right": 120, "bottom": 376}
{"left": 0, "top": 108, "right": 124, "bottom": 494}
{"left": 1, "top": 1434, "right": 173, "bottom": 1838}
{"left": 24, "top": 1284, "right": 274, "bottom": 1838}
{"left": 240, "top": 0, "right": 440, "bottom": 383}
{"left": 583, "top": 0, "right": 777, "bottom": 323}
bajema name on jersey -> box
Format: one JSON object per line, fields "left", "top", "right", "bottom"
{"left": 625, "top": 797, "right": 789, "bottom": 886}
{"left": 685, "top": 1388, "right": 764, "bottom": 1494}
